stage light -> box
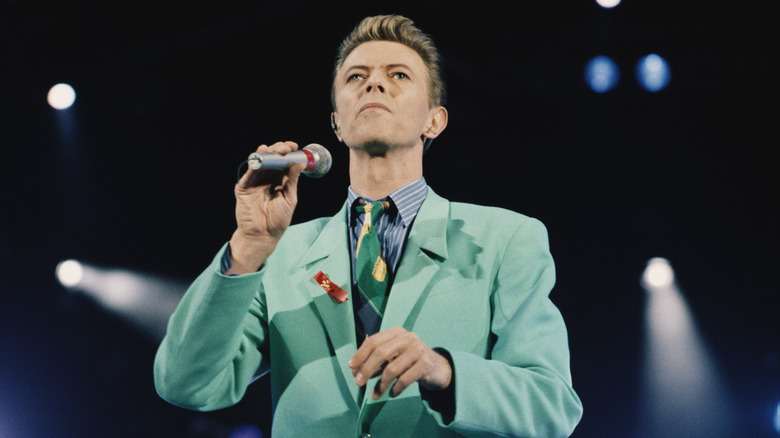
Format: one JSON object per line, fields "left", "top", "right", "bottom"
{"left": 595, "top": 0, "right": 621, "bottom": 8}
{"left": 636, "top": 54, "right": 671, "bottom": 92}
{"left": 584, "top": 55, "right": 620, "bottom": 93}
{"left": 774, "top": 401, "right": 780, "bottom": 434}
{"left": 229, "top": 423, "right": 264, "bottom": 438}
{"left": 56, "top": 259, "right": 84, "bottom": 288}
{"left": 640, "top": 257, "right": 733, "bottom": 436}
{"left": 47, "top": 83, "right": 76, "bottom": 110}
{"left": 641, "top": 257, "right": 675, "bottom": 289}
{"left": 55, "top": 260, "right": 186, "bottom": 339}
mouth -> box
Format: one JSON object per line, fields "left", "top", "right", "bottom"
{"left": 359, "top": 103, "right": 391, "bottom": 114}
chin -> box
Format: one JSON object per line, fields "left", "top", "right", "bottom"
{"left": 345, "top": 134, "right": 392, "bottom": 157}
{"left": 357, "top": 140, "right": 390, "bottom": 157}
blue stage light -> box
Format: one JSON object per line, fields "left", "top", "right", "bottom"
{"left": 774, "top": 401, "right": 780, "bottom": 434}
{"left": 636, "top": 54, "right": 671, "bottom": 92}
{"left": 229, "top": 423, "right": 264, "bottom": 438}
{"left": 585, "top": 55, "right": 620, "bottom": 93}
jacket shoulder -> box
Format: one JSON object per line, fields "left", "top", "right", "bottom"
{"left": 276, "top": 216, "right": 333, "bottom": 248}
{"left": 449, "top": 201, "right": 544, "bottom": 231}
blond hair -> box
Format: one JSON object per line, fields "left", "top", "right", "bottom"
{"left": 331, "top": 15, "right": 446, "bottom": 109}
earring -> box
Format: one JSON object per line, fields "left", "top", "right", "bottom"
{"left": 330, "top": 113, "right": 340, "bottom": 133}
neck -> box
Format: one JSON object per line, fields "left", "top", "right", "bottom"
{"left": 348, "top": 142, "right": 423, "bottom": 200}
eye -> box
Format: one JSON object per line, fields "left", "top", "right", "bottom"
{"left": 392, "top": 72, "right": 409, "bottom": 80}
{"left": 347, "top": 73, "right": 364, "bottom": 82}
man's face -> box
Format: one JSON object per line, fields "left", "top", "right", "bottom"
{"left": 332, "top": 41, "right": 435, "bottom": 155}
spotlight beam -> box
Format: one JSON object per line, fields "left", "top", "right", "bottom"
{"left": 56, "top": 260, "right": 186, "bottom": 340}
{"left": 640, "top": 258, "right": 733, "bottom": 437}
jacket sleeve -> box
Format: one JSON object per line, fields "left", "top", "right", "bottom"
{"left": 153, "top": 243, "right": 270, "bottom": 411}
{"left": 424, "top": 217, "right": 583, "bottom": 437}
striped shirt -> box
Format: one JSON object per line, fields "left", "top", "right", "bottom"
{"left": 347, "top": 177, "right": 428, "bottom": 281}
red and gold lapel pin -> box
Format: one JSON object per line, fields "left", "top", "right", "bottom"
{"left": 314, "top": 271, "right": 348, "bottom": 303}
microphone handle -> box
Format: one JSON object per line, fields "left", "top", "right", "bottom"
{"left": 247, "top": 150, "right": 309, "bottom": 170}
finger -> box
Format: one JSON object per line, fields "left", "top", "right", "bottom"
{"left": 242, "top": 142, "right": 300, "bottom": 189}
{"left": 349, "top": 328, "right": 402, "bottom": 379}
{"left": 349, "top": 336, "right": 369, "bottom": 377}
{"left": 387, "top": 359, "right": 429, "bottom": 399}
{"left": 278, "top": 162, "right": 305, "bottom": 198}
{"left": 372, "top": 345, "right": 421, "bottom": 399}
{"left": 349, "top": 327, "right": 405, "bottom": 373}
{"left": 250, "top": 142, "right": 292, "bottom": 188}
{"left": 265, "top": 141, "right": 298, "bottom": 154}
{"left": 353, "top": 330, "right": 413, "bottom": 386}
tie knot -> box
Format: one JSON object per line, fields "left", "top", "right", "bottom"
{"left": 356, "top": 200, "right": 391, "bottom": 219}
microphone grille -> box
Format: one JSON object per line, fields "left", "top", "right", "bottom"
{"left": 302, "top": 144, "right": 332, "bottom": 178}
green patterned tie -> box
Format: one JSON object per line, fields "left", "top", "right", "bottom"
{"left": 355, "top": 200, "right": 390, "bottom": 318}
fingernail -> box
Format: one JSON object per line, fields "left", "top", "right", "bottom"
{"left": 355, "top": 373, "right": 364, "bottom": 384}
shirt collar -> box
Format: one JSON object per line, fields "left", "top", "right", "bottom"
{"left": 347, "top": 177, "right": 427, "bottom": 228}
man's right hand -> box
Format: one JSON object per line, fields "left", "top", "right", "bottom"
{"left": 226, "top": 141, "right": 305, "bottom": 275}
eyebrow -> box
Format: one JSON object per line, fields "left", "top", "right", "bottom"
{"left": 343, "top": 63, "right": 414, "bottom": 75}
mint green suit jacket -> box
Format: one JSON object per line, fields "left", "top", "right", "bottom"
{"left": 154, "top": 188, "right": 583, "bottom": 437}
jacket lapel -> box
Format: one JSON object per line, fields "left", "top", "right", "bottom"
{"left": 361, "top": 189, "right": 451, "bottom": 422}
{"left": 381, "top": 189, "right": 450, "bottom": 331}
{"left": 299, "top": 202, "right": 360, "bottom": 406}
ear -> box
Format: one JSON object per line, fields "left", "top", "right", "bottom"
{"left": 422, "top": 106, "right": 448, "bottom": 140}
{"left": 330, "top": 112, "right": 343, "bottom": 142}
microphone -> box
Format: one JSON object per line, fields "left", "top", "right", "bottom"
{"left": 247, "top": 143, "right": 332, "bottom": 178}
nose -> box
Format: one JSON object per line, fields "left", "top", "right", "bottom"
{"left": 365, "top": 72, "right": 385, "bottom": 94}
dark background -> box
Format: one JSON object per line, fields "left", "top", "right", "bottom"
{"left": 1, "top": 1, "right": 778, "bottom": 437}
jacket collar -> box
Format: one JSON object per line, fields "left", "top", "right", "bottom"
{"left": 300, "top": 187, "right": 450, "bottom": 267}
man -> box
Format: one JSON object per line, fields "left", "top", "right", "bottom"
{"left": 154, "top": 15, "right": 583, "bottom": 437}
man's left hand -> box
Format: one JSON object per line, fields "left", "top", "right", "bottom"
{"left": 348, "top": 326, "right": 452, "bottom": 400}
